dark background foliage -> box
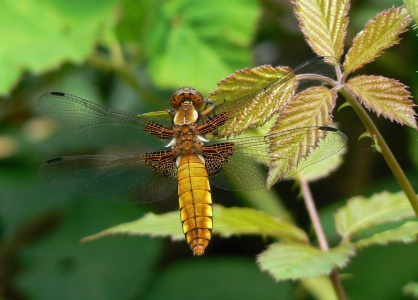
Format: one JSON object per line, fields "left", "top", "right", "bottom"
{"left": 0, "top": 0, "right": 417, "bottom": 299}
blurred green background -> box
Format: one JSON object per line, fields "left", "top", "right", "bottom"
{"left": 0, "top": 0, "right": 417, "bottom": 299}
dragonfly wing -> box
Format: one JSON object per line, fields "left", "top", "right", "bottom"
{"left": 268, "top": 126, "right": 347, "bottom": 180}
{"left": 205, "top": 137, "right": 269, "bottom": 191}
{"left": 37, "top": 152, "right": 177, "bottom": 203}
{"left": 204, "top": 57, "right": 340, "bottom": 137}
{"left": 207, "top": 148, "right": 268, "bottom": 191}
{"left": 206, "top": 126, "right": 346, "bottom": 191}
{"left": 39, "top": 92, "right": 171, "bottom": 149}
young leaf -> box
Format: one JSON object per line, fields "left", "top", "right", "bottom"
{"left": 344, "top": 6, "right": 411, "bottom": 74}
{"left": 266, "top": 87, "right": 339, "bottom": 186}
{"left": 81, "top": 205, "right": 309, "bottom": 244}
{"left": 354, "top": 221, "right": 418, "bottom": 248}
{"left": 208, "top": 66, "right": 296, "bottom": 137}
{"left": 335, "top": 191, "right": 416, "bottom": 241}
{"left": 345, "top": 75, "right": 417, "bottom": 128}
{"left": 404, "top": 0, "right": 418, "bottom": 25}
{"left": 293, "top": 0, "right": 349, "bottom": 60}
{"left": 293, "top": 130, "right": 346, "bottom": 182}
{"left": 257, "top": 242, "right": 354, "bottom": 281}
{"left": 273, "top": 86, "right": 337, "bottom": 129}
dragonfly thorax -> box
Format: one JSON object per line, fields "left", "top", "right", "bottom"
{"left": 173, "top": 103, "right": 199, "bottom": 125}
{"left": 170, "top": 124, "right": 205, "bottom": 156}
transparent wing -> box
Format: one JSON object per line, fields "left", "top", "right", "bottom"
{"left": 39, "top": 92, "right": 172, "bottom": 149}
{"left": 207, "top": 126, "right": 346, "bottom": 191}
{"left": 204, "top": 57, "right": 340, "bottom": 134}
{"left": 37, "top": 152, "right": 177, "bottom": 203}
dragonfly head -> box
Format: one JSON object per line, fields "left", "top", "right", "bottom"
{"left": 171, "top": 88, "right": 204, "bottom": 109}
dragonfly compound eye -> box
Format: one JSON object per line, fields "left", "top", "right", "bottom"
{"left": 171, "top": 88, "right": 204, "bottom": 109}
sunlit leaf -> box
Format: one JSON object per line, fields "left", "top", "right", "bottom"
{"left": 403, "top": 0, "right": 418, "bottom": 25}
{"left": 354, "top": 221, "right": 418, "bottom": 248}
{"left": 294, "top": 129, "right": 346, "bottom": 182}
{"left": 344, "top": 6, "right": 411, "bottom": 74}
{"left": 257, "top": 242, "right": 354, "bottom": 281}
{"left": 266, "top": 87, "right": 339, "bottom": 186}
{"left": 81, "top": 210, "right": 184, "bottom": 242}
{"left": 144, "top": 0, "right": 260, "bottom": 94}
{"left": 335, "top": 191, "right": 416, "bottom": 241}
{"left": 214, "top": 206, "right": 308, "bottom": 242}
{"left": 273, "top": 86, "right": 337, "bottom": 130}
{"left": 293, "top": 0, "right": 349, "bottom": 59}
{"left": 0, "top": 0, "right": 119, "bottom": 96}
{"left": 82, "top": 205, "right": 309, "bottom": 243}
{"left": 209, "top": 65, "right": 296, "bottom": 137}
{"left": 346, "top": 75, "right": 417, "bottom": 128}
{"left": 403, "top": 282, "right": 418, "bottom": 298}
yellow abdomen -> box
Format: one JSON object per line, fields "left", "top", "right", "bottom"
{"left": 177, "top": 154, "right": 213, "bottom": 256}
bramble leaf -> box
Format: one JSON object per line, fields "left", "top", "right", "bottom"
{"left": 273, "top": 86, "right": 337, "bottom": 129}
{"left": 81, "top": 210, "right": 184, "bottom": 243}
{"left": 293, "top": 0, "right": 349, "bottom": 60}
{"left": 0, "top": 0, "right": 119, "bottom": 96}
{"left": 214, "top": 206, "right": 308, "bottom": 242}
{"left": 144, "top": 0, "right": 260, "bottom": 94}
{"left": 403, "top": 0, "right": 418, "bottom": 25}
{"left": 266, "top": 87, "right": 339, "bottom": 186}
{"left": 81, "top": 205, "right": 309, "bottom": 243}
{"left": 208, "top": 65, "right": 296, "bottom": 137}
{"left": 335, "top": 191, "right": 416, "bottom": 241}
{"left": 344, "top": 6, "right": 411, "bottom": 74}
{"left": 257, "top": 242, "right": 354, "bottom": 280}
{"left": 354, "top": 221, "right": 418, "bottom": 248}
{"left": 293, "top": 130, "right": 346, "bottom": 182}
{"left": 346, "top": 75, "right": 417, "bottom": 128}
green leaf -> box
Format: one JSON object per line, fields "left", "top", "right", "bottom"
{"left": 267, "top": 126, "right": 347, "bottom": 188}
{"left": 403, "top": 282, "right": 418, "bottom": 298}
{"left": 214, "top": 206, "right": 308, "bottom": 242}
{"left": 144, "top": 0, "right": 260, "bottom": 95}
{"left": 257, "top": 242, "right": 354, "bottom": 281}
{"left": 294, "top": 128, "right": 347, "bottom": 182}
{"left": 0, "top": 0, "right": 119, "bottom": 96}
{"left": 346, "top": 75, "right": 417, "bottom": 129}
{"left": 354, "top": 221, "right": 418, "bottom": 248}
{"left": 293, "top": 0, "right": 349, "bottom": 60}
{"left": 81, "top": 210, "right": 184, "bottom": 243}
{"left": 404, "top": 0, "right": 418, "bottom": 25}
{"left": 273, "top": 86, "right": 337, "bottom": 130}
{"left": 267, "top": 86, "right": 337, "bottom": 186}
{"left": 82, "top": 205, "right": 309, "bottom": 244}
{"left": 344, "top": 6, "right": 411, "bottom": 74}
{"left": 335, "top": 191, "right": 416, "bottom": 241}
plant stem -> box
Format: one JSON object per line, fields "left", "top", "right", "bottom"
{"left": 339, "top": 89, "right": 418, "bottom": 217}
{"left": 300, "top": 179, "right": 347, "bottom": 300}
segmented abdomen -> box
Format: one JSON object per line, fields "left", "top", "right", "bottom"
{"left": 177, "top": 154, "right": 213, "bottom": 256}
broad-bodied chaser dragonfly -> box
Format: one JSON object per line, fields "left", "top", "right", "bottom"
{"left": 38, "top": 57, "right": 346, "bottom": 255}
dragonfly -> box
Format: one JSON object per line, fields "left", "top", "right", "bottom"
{"left": 38, "top": 57, "right": 347, "bottom": 256}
